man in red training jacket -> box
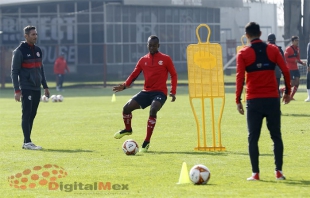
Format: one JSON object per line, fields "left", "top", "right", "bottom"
{"left": 113, "top": 35, "right": 178, "bottom": 153}
{"left": 54, "top": 53, "right": 69, "bottom": 91}
{"left": 236, "top": 22, "right": 291, "bottom": 181}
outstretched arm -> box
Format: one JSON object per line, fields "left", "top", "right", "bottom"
{"left": 112, "top": 83, "right": 127, "bottom": 92}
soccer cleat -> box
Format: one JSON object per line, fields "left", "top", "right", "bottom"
{"left": 22, "top": 142, "right": 42, "bottom": 150}
{"left": 275, "top": 170, "right": 286, "bottom": 180}
{"left": 139, "top": 141, "right": 150, "bottom": 153}
{"left": 114, "top": 129, "right": 132, "bottom": 139}
{"left": 305, "top": 98, "right": 310, "bottom": 102}
{"left": 247, "top": 173, "right": 260, "bottom": 181}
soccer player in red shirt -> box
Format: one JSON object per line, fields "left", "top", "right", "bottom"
{"left": 54, "top": 53, "right": 69, "bottom": 91}
{"left": 236, "top": 22, "right": 291, "bottom": 181}
{"left": 113, "top": 35, "right": 178, "bottom": 152}
{"left": 282, "top": 36, "right": 306, "bottom": 100}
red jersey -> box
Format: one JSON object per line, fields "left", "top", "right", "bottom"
{"left": 284, "top": 45, "right": 303, "bottom": 70}
{"left": 236, "top": 39, "right": 291, "bottom": 104}
{"left": 54, "top": 57, "right": 69, "bottom": 74}
{"left": 124, "top": 51, "right": 177, "bottom": 95}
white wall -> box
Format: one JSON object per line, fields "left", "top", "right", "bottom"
{"left": 244, "top": 2, "right": 279, "bottom": 43}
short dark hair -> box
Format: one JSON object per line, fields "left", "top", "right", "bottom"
{"left": 291, "top": 36, "right": 299, "bottom": 42}
{"left": 148, "top": 35, "right": 159, "bottom": 43}
{"left": 24, "top": 26, "right": 36, "bottom": 35}
{"left": 267, "top": 33, "right": 276, "bottom": 43}
{"left": 245, "top": 22, "right": 260, "bottom": 38}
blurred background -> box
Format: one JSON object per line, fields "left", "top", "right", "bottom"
{"left": 0, "top": 0, "right": 309, "bottom": 88}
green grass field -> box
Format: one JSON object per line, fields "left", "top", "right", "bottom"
{"left": 0, "top": 85, "right": 310, "bottom": 198}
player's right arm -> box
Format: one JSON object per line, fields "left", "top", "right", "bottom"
{"left": 235, "top": 50, "right": 245, "bottom": 104}
{"left": 112, "top": 59, "right": 143, "bottom": 92}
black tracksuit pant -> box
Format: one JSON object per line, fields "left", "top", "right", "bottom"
{"left": 21, "top": 89, "right": 41, "bottom": 143}
{"left": 246, "top": 98, "right": 283, "bottom": 173}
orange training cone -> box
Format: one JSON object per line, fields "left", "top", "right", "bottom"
{"left": 177, "top": 162, "right": 191, "bottom": 184}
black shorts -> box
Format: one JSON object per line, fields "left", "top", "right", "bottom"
{"left": 132, "top": 91, "right": 167, "bottom": 109}
{"left": 290, "top": 69, "right": 300, "bottom": 80}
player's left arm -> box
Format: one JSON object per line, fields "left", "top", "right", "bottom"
{"left": 166, "top": 56, "right": 177, "bottom": 102}
{"left": 297, "top": 48, "right": 306, "bottom": 65}
{"left": 272, "top": 46, "right": 291, "bottom": 96}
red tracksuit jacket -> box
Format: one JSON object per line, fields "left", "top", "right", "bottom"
{"left": 236, "top": 39, "right": 291, "bottom": 104}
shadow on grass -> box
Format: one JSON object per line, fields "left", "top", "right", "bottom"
{"left": 260, "top": 179, "right": 310, "bottom": 186}
{"left": 282, "top": 113, "right": 310, "bottom": 117}
{"left": 41, "top": 149, "right": 94, "bottom": 153}
{"left": 228, "top": 151, "right": 274, "bottom": 157}
{"left": 146, "top": 151, "right": 228, "bottom": 156}
{"left": 284, "top": 180, "right": 310, "bottom": 186}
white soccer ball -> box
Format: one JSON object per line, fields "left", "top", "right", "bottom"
{"left": 189, "top": 164, "right": 211, "bottom": 185}
{"left": 56, "top": 95, "right": 64, "bottom": 102}
{"left": 50, "top": 95, "right": 57, "bottom": 102}
{"left": 41, "top": 95, "right": 49, "bottom": 102}
{"left": 122, "top": 139, "right": 139, "bottom": 155}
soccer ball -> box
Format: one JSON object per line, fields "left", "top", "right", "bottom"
{"left": 50, "top": 95, "right": 57, "bottom": 102}
{"left": 122, "top": 139, "right": 139, "bottom": 155}
{"left": 56, "top": 95, "right": 64, "bottom": 102}
{"left": 41, "top": 95, "right": 49, "bottom": 102}
{"left": 189, "top": 164, "right": 211, "bottom": 185}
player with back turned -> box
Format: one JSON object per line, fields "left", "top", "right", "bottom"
{"left": 112, "top": 35, "right": 178, "bottom": 153}
{"left": 236, "top": 22, "right": 291, "bottom": 181}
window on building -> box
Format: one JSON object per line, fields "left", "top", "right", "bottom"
{"left": 77, "top": 1, "right": 89, "bottom": 12}
{"left": 92, "top": 45, "right": 103, "bottom": 64}
{"left": 91, "top": 1, "right": 103, "bottom": 12}
{"left": 78, "top": 45, "right": 90, "bottom": 63}
{"left": 40, "top": 3, "right": 57, "bottom": 13}
{"left": 59, "top": 2, "right": 75, "bottom": 13}
{"left": 106, "top": 44, "right": 114, "bottom": 63}
{"left": 92, "top": 13, "right": 103, "bottom": 23}
{"left": 92, "top": 24, "right": 104, "bottom": 43}
{"left": 21, "top": 5, "right": 38, "bottom": 13}
{"left": 77, "top": 24, "right": 90, "bottom": 43}
{"left": 77, "top": 14, "right": 90, "bottom": 23}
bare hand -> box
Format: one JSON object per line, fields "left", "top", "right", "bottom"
{"left": 14, "top": 92, "right": 22, "bottom": 102}
{"left": 44, "top": 89, "right": 50, "bottom": 98}
{"left": 302, "top": 62, "right": 306, "bottom": 66}
{"left": 237, "top": 103, "right": 244, "bottom": 115}
{"left": 170, "top": 93, "right": 176, "bottom": 102}
{"left": 282, "top": 94, "right": 291, "bottom": 104}
{"left": 112, "top": 84, "right": 126, "bottom": 92}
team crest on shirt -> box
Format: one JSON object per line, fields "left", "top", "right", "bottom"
{"left": 145, "top": 62, "right": 147, "bottom": 65}
{"left": 36, "top": 52, "right": 40, "bottom": 57}
{"left": 158, "top": 60, "right": 163, "bottom": 65}
{"left": 256, "top": 63, "right": 262, "bottom": 68}
{"left": 28, "top": 95, "right": 32, "bottom": 100}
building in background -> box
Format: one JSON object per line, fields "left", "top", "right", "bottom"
{"left": 0, "top": 0, "right": 281, "bottom": 84}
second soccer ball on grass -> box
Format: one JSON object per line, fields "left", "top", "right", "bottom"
{"left": 189, "top": 164, "right": 211, "bottom": 185}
